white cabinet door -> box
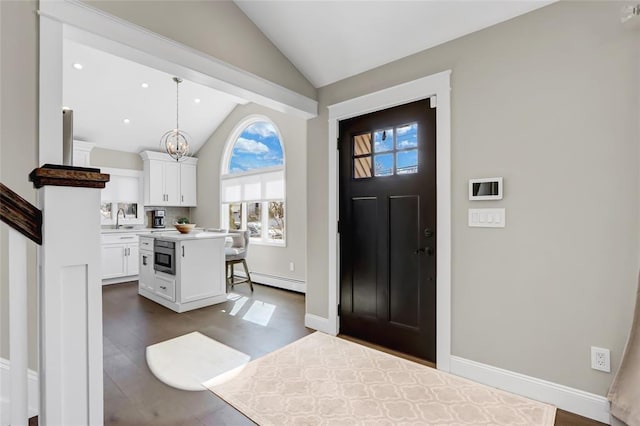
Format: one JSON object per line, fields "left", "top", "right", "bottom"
{"left": 180, "top": 163, "right": 197, "bottom": 206}
{"left": 101, "top": 244, "right": 126, "bottom": 279}
{"left": 147, "top": 160, "right": 165, "bottom": 205}
{"left": 139, "top": 250, "right": 154, "bottom": 291}
{"left": 164, "top": 161, "right": 180, "bottom": 206}
{"left": 127, "top": 243, "right": 140, "bottom": 276}
{"left": 155, "top": 274, "right": 176, "bottom": 301}
{"left": 179, "top": 239, "right": 225, "bottom": 303}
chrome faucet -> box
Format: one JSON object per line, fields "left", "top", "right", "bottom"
{"left": 116, "top": 208, "right": 126, "bottom": 229}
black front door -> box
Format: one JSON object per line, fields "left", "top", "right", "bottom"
{"left": 339, "top": 99, "right": 437, "bottom": 361}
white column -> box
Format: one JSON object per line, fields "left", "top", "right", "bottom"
{"left": 8, "top": 228, "right": 28, "bottom": 426}
{"left": 38, "top": 185, "right": 103, "bottom": 425}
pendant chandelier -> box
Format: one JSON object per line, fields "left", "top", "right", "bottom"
{"left": 160, "top": 77, "right": 191, "bottom": 161}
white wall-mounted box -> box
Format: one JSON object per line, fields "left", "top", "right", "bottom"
{"left": 469, "top": 177, "right": 503, "bottom": 200}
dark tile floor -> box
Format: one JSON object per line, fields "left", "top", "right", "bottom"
{"left": 102, "top": 281, "right": 311, "bottom": 425}
{"left": 102, "top": 281, "right": 605, "bottom": 426}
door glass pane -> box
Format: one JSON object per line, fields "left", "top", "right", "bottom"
{"left": 374, "top": 128, "right": 393, "bottom": 153}
{"left": 396, "top": 123, "right": 418, "bottom": 149}
{"left": 353, "top": 133, "right": 372, "bottom": 156}
{"left": 397, "top": 150, "right": 418, "bottom": 174}
{"left": 354, "top": 156, "right": 372, "bottom": 179}
{"left": 227, "top": 203, "right": 243, "bottom": 230}
{"left": 374, "top": 153, "right": 394, "bottom": 176}
{"left": 247, "top": 202, "right": 262, "bottom": 238}
{"left": 267, "top": 201, "right": 285, "bottom": 241}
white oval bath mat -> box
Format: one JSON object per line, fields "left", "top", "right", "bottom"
{"left": 146, "top": 331, "right": 250, "bottom": 391}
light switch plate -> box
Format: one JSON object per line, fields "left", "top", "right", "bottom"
{"left": 469, "top": 208, "right": 505, "bottom": 228}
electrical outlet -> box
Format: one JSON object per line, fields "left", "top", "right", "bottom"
{"left": 289, "top": 262, "right": 295, "bottom": 272}
{"left": 591, "top": 346, "right": 610, "bottom": 373}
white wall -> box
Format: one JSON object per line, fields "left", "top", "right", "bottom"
{"left": 0, "top": 0, "right": 39, "bottom": 371}
{"left": 193, "top": 103, "right": 307, "bottom": 285}
{"left": 306, "top": 1, "right": 640, "bottom": 397}
{"left": 85, "top": 0, "right": 316, "bottom": 100}
{"left": 91, "top": 147, "right": 143, "bottom": 170}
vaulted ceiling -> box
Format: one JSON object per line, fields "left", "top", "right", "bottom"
{"left": 63, "top": 1, "right": 553, "bottom": 154}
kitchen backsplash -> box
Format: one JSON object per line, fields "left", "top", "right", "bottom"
{"left": 143, "top": 206, "right": 192, "bottom": 228}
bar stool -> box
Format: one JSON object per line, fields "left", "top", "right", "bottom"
{"left": 225, "top": 230, "right": 254, "bottom": 292}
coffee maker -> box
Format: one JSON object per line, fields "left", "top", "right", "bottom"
{"left": 151, "top": 210, "right": 166, "bottom": 228}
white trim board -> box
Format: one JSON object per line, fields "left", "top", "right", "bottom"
{"left": 233, "top": 270, "right": 306, "bottom": 294}
{"left": 326, "top": 70, "right": 452, "bottom": 371}
{"left": 0, "top": 358, "right": 39, "bottom": 424}
{"left": 450, "top": 356, "right": 611, "bottom": 424}
{"left": 304, "top": 314, "right": 335, "bottom": 335}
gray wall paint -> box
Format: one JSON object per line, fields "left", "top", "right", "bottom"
{"left": 0, "top": 0, "right": 39, "bottom": 370}
{"left": 91, "top": 147, "right": 143, "bottom": 170}
{"left": 193, "top": 103, "right": 307, "bottom": 283}
{"left": 85, "top": 0, "right": 316, "bottom": 99}
{"left": 306, "top": 1, "right": 639, "bottom": 396}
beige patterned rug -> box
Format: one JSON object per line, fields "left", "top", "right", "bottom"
{"left": 207, "top": 332, "right": 556, "bottom": 425}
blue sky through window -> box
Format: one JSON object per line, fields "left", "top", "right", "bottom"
{"left": 229, "top": 121, "right": 284, "bottom": 173}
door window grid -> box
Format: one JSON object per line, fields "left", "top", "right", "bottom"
{"left": 353, "top": 122, "right": 419, "bottom": 179}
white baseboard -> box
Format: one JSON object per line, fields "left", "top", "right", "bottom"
{"left": 304, "top": 313, "right": 338, "bottom": 335}
{"left": 450, "top": 355, "right": 611, "bottom": 424}
{"left": 102, "top": 274, "right": 139, "bottom": 286}
{"left": 234, "top": 270, "right": 306, "bottom": 293}
{"left": 0, "top": 358, "right": 39, "bottom": 424}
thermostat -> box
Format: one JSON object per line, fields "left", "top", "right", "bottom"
{"left": 469, "top": 177, "right": 503, "bottom": 200}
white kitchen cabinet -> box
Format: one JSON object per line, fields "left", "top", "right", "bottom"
{"left": 138, "top": 232, "right": 227, "bottom": 312}
{"left": 102, "top": 245, "right": 127, "bottom": 279}
{"left": 140, "top": 151, "right": 197, "bottom": 207}
{"left": 155, "top": 274, "right": 176, "bottom": 301}
{"left": 138, "top": 236, "right": 154, "bottom": 292}
{"left": 180, "top": 163, "right": 197, "bottom": 206}
{"left": 179, "top": 239, "right": 225, "bottom": 302}
{"left": 101, "top": 233, "right": 140, "bottom": 284}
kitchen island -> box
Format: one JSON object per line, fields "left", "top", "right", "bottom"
{"left": 138, "top": 231, "right": 230, "bottom": 313}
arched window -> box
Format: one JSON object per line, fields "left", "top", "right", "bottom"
{"left": 220, "top": 116, "right": 285, "bottom": 244}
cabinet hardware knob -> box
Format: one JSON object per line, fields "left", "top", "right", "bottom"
{"left": 160, "top": 286, "right": 167, "bottom": 290}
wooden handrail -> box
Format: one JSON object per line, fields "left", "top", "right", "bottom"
{"left": 0, "top": 182, "right": 42, "bottom": 245}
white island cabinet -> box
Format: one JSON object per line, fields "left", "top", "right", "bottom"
{"left": 138, "top": 231, "right": 228, "bottom": 313}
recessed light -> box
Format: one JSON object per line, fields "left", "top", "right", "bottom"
{"left": 141, "top": 83, "right": 149, "bottom": 88}
{"left": 194, "top": 98, "right": 201, "bottom": 103}
{"left": 73, "top": 63, "right": 83, "bottom": 70}
{"left": 123, "top": 118, "right": 131, "bottom": 124}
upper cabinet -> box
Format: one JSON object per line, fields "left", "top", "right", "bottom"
{"left": 140, "top": 151, "right": 198, "bottom": 207}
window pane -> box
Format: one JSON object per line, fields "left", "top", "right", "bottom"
{"left": 396, "top": 123, "right": 418, "bottom": 149}
{"left": 117, "top": 202, "right": 138, "bottom": 219}
{"left": 353, "top": 133, "right": 371, "bottom": 156}
{"left": 374, "top": 153, "right": 394, "bottom": 176}
{"left": 100, "top": 202, "right": 112, "bottom": 219}
{"left": 354, "top": 156, "right": 372, "bottom": 179}
{"left": 268, "top": 201, "right": 285, "bottom": 241}
{"left": 397, "top": 150, "right": 418, "bottom": 175}
{"left": 228, "top": 121, "right": 284, "bottom": 174}
{"left": 247, "top": 202, "right": 262, "bottom": 238}
{"left": 374, "top": 128, "right": 393, "bottom": 153}
{"left": 228, "top": 203, "right": 243, "bottom": 230}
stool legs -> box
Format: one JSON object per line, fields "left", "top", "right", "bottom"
{"left": 241, "top": 259, "right": 254, "bottom": 292}
{"left": 225, "top": 259, "right": 254, "bottom": 292}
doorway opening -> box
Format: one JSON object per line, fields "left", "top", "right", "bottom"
{"left": 338, "top": 99, "right": 437, "bottom": 362}
{"left": 326, "top": 71, "right": 452, "bottom": 371}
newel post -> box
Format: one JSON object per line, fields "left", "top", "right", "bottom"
{"left": 30, "top": 165, "right": 110, "bottom": 426}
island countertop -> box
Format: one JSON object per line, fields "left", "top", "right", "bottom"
{"left": 139, "top": 231, "right": 232, "bottom": 242}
